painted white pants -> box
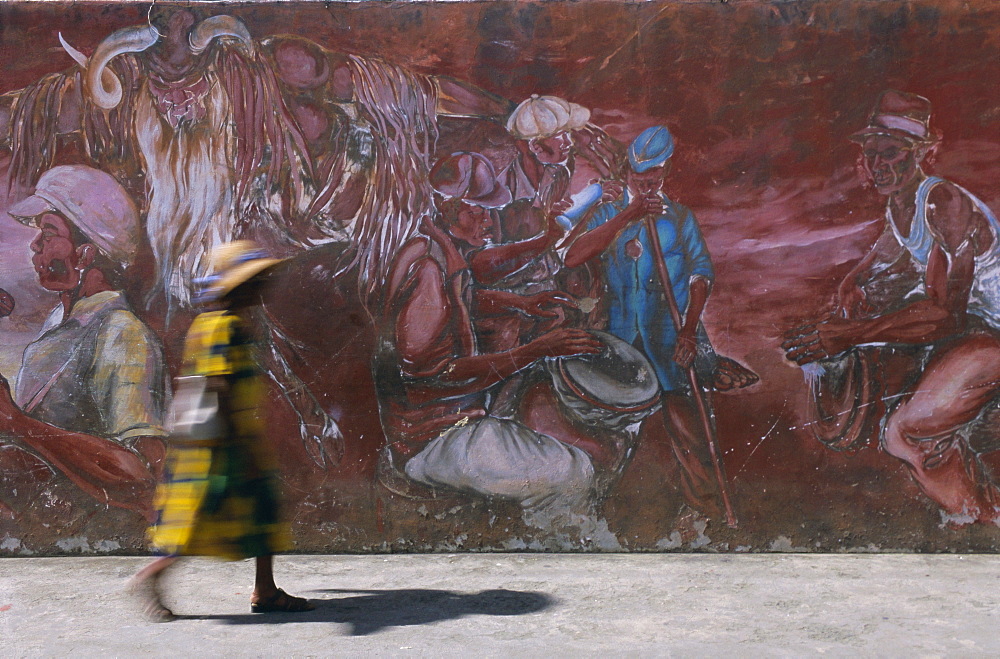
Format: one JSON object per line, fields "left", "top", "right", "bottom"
{"left": 405, "top": 416, "right": 595, "bottom": 525}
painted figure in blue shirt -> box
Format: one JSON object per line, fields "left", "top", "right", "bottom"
{"left": 585, "top": 186, "right": 714, "bottom": 390}
{"left": 565, "top": 125, "right": 722, "bottom": 518}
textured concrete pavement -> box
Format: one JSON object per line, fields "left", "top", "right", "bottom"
{"left": 1, "top": 554, "right": 997, "bottom": 657}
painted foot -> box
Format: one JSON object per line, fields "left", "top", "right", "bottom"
{"left": 712, "top": 356, "right": 760, "bottom": 391}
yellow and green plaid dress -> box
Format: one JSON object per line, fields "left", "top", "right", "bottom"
{"left": 149, "top": 311, "right": 290, "bottom": 560}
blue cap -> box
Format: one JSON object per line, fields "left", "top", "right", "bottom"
{"left": 628, "top": 126, "right": 674, "bottom": 173}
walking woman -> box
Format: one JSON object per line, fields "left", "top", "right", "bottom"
{"left": 131, "top": 241, "right": 313, "bottom": 621}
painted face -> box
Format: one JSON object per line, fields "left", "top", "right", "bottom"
{"left": 29, "top": 212, "right": 84, "bottom": 292}
{"left": 862, "top": 135, "right": 921, "bottom": 195}
{"left": 147, "top": 9, "right": 200, "bottom": 81}
{"left": 626, "top": 164, "right": 669, "bottom": 197}
{"left": 530, "top": 131, "right": 573, "bottom": 165}
{"left": 447, "top": 202, "right": 493, "bottom": 247}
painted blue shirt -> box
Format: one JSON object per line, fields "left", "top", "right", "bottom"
{"left": 587, "top": 190, "right": 714, "bottom": 391}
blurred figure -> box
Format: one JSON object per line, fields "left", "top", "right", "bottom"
{"left": 131, "top": 241, "right": 313, "bottom": 621}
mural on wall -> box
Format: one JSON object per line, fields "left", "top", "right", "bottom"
{"left": 4, "top": 0, "right": 1000, "bottom": 553}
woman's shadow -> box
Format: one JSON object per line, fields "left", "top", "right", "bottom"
{"left": 195, "top": 588, "right": 554, "bottom": 635}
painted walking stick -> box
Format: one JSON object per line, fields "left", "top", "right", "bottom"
{"left": 643, "top": 214, "right": 739, "bottom": 528}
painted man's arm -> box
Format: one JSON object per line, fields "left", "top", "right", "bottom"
{"left": 438, "top": 329, "right": 602, "bottom": 391}
{"left": 469, "top": 216, "right": 561, "bottom": 285}
{"left": 845, "top": 183, "right": 980, "bottom": 342}
{"left": 673, "top": 277, "right": 710, "bottom": 369}
{"left": 396, "top": 258, "right": 600, "bottom": 403}
{"left": 674, "top": 209, "right": 715, "bottom": 367}
{"left": 564, "top": 193, "right": 662, "bottom": 267}
{"left": 0, "top": 379, "right": 157, "bottom": 514}
{"left": 786, "top": 184, "right": 980, "bottom": 363}
{"left": 474, "top": 288, "right": 575, "bottom": 319}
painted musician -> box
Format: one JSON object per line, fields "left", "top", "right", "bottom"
{"left": 470, "top": 95, "right": 594, "bottom": 354}
{"left": 783, "top": 90, "right": 1000, "bottom": 525}
{"left": 0, "top": 166, "right": 167, "bottom": 522}
{"left": 565, "top": 126, "right": 730, "bottom": 519}
{"left": 375, "top": 151, "right": 609, "bottom": 531}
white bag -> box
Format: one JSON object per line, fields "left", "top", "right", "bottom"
{"left": 167, "top": 375, "right": 224, "bottom": 441}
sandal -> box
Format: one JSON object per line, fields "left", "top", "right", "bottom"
{"left": 128, "top": 576, "right": 176, "bottom": 623}
{"left": 250, "top": 588, "right": 315, "bottom": 613}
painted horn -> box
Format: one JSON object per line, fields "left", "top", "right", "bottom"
{"left": 62, "top": 25, "right": 160, "bottom": 110}
{"left": 188, "top": 15, "right": 252, "bottom": 55}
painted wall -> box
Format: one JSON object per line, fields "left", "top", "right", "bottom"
{"left": 2, "top": 0, "right": 1000, "bottom": 554}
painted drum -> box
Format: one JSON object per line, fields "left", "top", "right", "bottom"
{"left": 545, "top": 330, "right": 661, "bottom": 435}
{"left": 803, "top": 349, "right": 881, "bottom": 452}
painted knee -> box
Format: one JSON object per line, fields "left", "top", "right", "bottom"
{"left": 883, "top": 407, "right": 962, "bottom": 472}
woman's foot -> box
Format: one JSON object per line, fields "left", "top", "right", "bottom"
{"left": 128, "top": 575, "right": 176, "bottom": 623}
{"left": 250, "top": 588, "right": 315, "bottom": 613}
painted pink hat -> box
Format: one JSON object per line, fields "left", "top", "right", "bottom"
{"left": 850, "top": 90, "right": 939, "bottom": 145}
{"left": 8, "top": 165, "right": 140, "bottom": 267}
{"left": 429, "top": 152, "right": 512, "bottom": 209}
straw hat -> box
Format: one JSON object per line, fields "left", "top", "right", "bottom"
{"left": 196, "top": 240, "right": 284, "bottom": 302}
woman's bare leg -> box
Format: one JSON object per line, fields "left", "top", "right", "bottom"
{"left": 251, "top": 554, "right": 314, "bottom": 613}
{"left": 130, "top": 556, "right": 180, "bottom": 622}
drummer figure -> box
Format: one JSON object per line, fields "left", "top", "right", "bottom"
{"left": 375, "top": 151, "right": 623, "bottom": 539}
{"left": 565, "top": 125, "right": 728, "bottom": 519}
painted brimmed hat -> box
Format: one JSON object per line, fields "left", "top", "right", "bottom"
{"left": 429, "top": 152, "right": 512, "bottom": 209}
{"left": 195, "top": 240, "right": 284, "bottom": 303}
{"left": 8, "top": 165, "right": 140, "bottom": 268}
{"left": 850, "top": 90, "right": 939, "bottom": 145}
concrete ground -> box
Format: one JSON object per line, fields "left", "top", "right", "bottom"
{"left": 0, "top": 554, "right": 997, "bottom": 657}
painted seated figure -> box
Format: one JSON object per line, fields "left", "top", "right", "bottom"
{"left": 784, "top": 90, "right": 1000, "bottom": 527}
{"left": 374, "top": 152, "right": 660, "bottom": 540}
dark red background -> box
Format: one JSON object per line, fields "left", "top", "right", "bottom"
{"left": 4, "top": 0, "right": 1000, "bottom": 551}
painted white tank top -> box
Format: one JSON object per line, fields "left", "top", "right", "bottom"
{"left": 887, "top": 176, "right": 1000, "bottom": 329}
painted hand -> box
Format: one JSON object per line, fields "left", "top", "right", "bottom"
{"left": 627, "top": 191, "right": 666, "bottom": 219}
{"left": 545, "top": 206, "right": 569, "bottom": 243}
{"left": 712, "top": 357, "right": 760, "bottom": 391}
{"left": 527, "top": 328, "right": 603, "bottom": 360}
{"left": 781, "top": 316, "right": 856, "bottom": 365}
{"left": 550, "top": 198, "right": 573, "bottom": 216}
{"left": 600, "top": 180, "right": 624, "bottom": 203}
{"left": 520, "top": 291, "right": 578, "bottom": 318}
{"left": 673, "top": 330, "right": 697, "bottom": 369}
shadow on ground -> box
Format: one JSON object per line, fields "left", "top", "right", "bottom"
{"left": 190, "top": 588, "right": 554, "bottom": 635}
